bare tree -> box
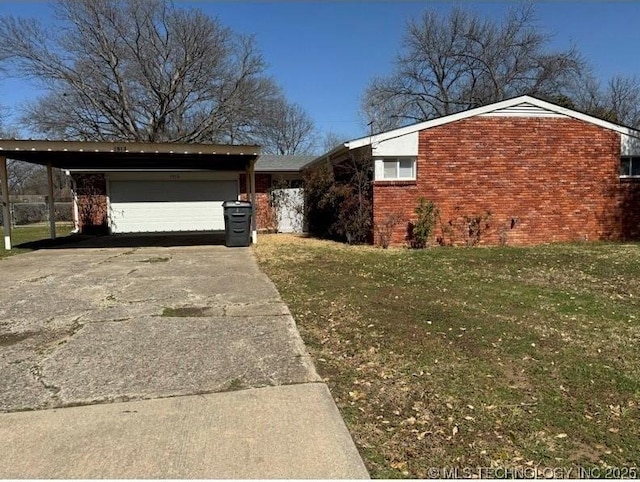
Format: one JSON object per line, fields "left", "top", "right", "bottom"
{"left": 0, "top": 111, "right": 40, "bottom": 194}
{"left": 567, "top": 73, "right": 640, "bottom": 128}
{"left": 362, "top": 4, "right": 584, "bottom": 131}
{"left": 606, "top": 75, "right": 640, "bottom": 128}
{"left": 254, "top": 98, "right": 316, "bottom": 154}
{"left": 0, "top": 0, "right": 281, "bottom": 143}
{"left": 319, "top": 130, "right": 349, "bottom": 153}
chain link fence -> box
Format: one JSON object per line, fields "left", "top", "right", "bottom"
{"left": 0, "top": 197, "right": 73, "bottom": 227}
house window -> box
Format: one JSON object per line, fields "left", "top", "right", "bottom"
{"left": 380, "top": 157, "right": 416, "bottom": 180}
{"left": 620, "top": 156, "right": 640, "bottom": 177}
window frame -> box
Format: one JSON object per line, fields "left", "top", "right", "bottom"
{"left": 377, "top": 156, "right": 417, "bottom": 181}
{"left": 620, "top": 156, "right": 640, "bottom": 178}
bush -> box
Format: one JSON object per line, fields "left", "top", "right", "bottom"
{"left": 303, "top": 160, "right": 338, "bottom": 239}
{"left": 375, "top": 212, "right": 403, "bottom": 248}
{"left": 411, "top": 198, "right": 438, "bottom": 248}
{"left": 304, "top": 152, "right": 373, "bottom": 244}
{"left": 464, "top": 211, "right": 492, "bottom": 246}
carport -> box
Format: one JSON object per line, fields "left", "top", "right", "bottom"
{"left": 0, "top": 139, "right": 260, "bottom": 249}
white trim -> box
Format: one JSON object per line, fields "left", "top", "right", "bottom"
{"left": 250, "top": 161, "right": 257, "bottom": 244}
{"left": 479, "top": 102, "right": 567, "bottom": 118}
{"left": 372, "top": 131, "right": 419, "bottom": 157}
{"left": 346, "top": 95, "right": 640, "bottom": 150}
{"left": 620, "top": 155, "right": 640, "bottom": 178}
{"left": 106, "top": 177, "right": 112, "bottom": 234}
{"left": 46, "top": 162, "right": 56, "bottom": 240}
{"left": 0, "top": 155, "right": 11, "bottom": 250}
{"left": 375, "top": 157, "right": 417, "bottom": 181}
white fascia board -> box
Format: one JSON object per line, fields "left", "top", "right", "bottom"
{"left": 305, "top": 143, "right": 350, "bottom": 169}
{"left": 346, "top": 96, "right": 541, "bottom": 149}
{"left": 524, "top": 97, "right": 640, "bottom": 136}
{"left": 346, "top": 95, "right": 640, "bottom": 150}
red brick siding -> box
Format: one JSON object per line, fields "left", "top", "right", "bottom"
{"left": 239, "top": 173, "right": 276, "bottom": 231}
{"left": 617, "top": 181, "right": 640, "bottom": 239}
{"left": 71, "top": 173, "right": 108, "bottom": 234}
{"left": 373, "top": 117, "right": 639, "bottom": 246}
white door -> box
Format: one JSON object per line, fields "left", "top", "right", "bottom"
{"left": 109, "top": 180, "right": 237, "bottom": 233}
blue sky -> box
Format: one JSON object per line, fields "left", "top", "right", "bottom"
{"left": 1, "top": 1, "right": 639, "bottom": 141}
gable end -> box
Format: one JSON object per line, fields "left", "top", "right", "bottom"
{"left": 480, "top": 102, "right": 567, "bottom": 118}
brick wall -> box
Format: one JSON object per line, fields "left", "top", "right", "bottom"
{"left": 239, "top": 173, "right": 276, "bottom": 231}
{"left": 71, "top": 173, "right": 108, "bottom": 234}
{"left": 373, "top": 116, "right": 640, "bottom": 246}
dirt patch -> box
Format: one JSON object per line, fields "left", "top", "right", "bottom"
{"left": 161, "top": 306, "right": 212, "bottom": 317}
{"left": 0, "top": 331, "right": 37, "bottom": 347}
{"left": 139, "top": 256, "right": 170, "bottom": 263}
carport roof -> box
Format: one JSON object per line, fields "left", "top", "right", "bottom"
{"left": 0, "top": 139, "right": 260, "bottom": 170}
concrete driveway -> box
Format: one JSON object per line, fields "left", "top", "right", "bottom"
{"left": 0, "top": 234, "right": 368, "bottom": 478}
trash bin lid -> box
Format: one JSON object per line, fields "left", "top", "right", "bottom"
{"left": 222, "top": 200, "right": 252, "bottom": 208}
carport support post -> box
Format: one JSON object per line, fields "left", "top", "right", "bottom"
{"left": 249, "top": 160, "right": 257, "bottom": 244}
{"left": 0, "top": 156, "right": 11, "bottom": 250}
{"left": 47, "top": 162, "right": 56, "bottom": 240}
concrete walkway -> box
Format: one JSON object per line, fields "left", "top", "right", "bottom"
{"left": 0, "top": 234, "right": 368, "bottom": 478}
{"left": 0, "top": 384, "right": 366, "bottom": 479}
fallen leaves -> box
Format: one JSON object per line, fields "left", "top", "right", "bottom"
{"left": 255, "top": 235, "right": 640, "bottom": 478}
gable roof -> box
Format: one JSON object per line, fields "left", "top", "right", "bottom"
{"left": 345, "top": 95, "right": 640, "bottom": 150}
{"left": 255, "top": 154, "right": 316, "bottom": 172}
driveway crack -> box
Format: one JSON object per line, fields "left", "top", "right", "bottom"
{"left": 97, "top": 248, "right": 139, "bottom": 265}
{"left": 28, "top": 363, "right": 61, "bottom": 404}
{"left": 34, "top": 317, "right": 86, "bottom": 357}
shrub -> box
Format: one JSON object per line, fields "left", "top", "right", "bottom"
{"left": 304, "top": 150, "right": 373, "bottom": 244}
{"left": 303, "top": 160, "right": 338, "bottom": 239}
{"left": 412, "top": 198, "right": 438, "bottom": 248}
{"left": 376, "top": 212, "right": 403, "bottom": 248}
{"left": 464, "top": 211, "right": 492, "bottom": 246}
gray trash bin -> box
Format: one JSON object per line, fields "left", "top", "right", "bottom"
{"left": 222, "top": 200, "right": 253, "bottom": 247}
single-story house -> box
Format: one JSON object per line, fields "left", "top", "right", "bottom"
{"left": 310, "top": 95, "right": 640, "bottom": 246}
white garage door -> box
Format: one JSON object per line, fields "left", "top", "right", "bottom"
{"left": 109, "top": 180, "right": 237, "bottom": 233}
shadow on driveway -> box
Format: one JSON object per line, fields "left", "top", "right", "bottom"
{"left": 15, "top": 231, "right": 228, "bottom": 250}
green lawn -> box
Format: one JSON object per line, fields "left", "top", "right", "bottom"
{"left": 255, "top": 235, "right": 640, "bottom": 478}
{"left": 0, "top": 223, "right": 74, "bottom": 259}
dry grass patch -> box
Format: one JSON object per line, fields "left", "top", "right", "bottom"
{"left": 254, "top": 235, "right": 640, "bottom": 478}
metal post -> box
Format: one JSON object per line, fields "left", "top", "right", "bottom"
{"left": 0, "top": 156, "right": 12, "bottom": 250}
{"left": 249, "top": 160, "right": 257, "bottom": 245}
{"left": 47, "top": 162, "right": 56, "bottom": 240}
